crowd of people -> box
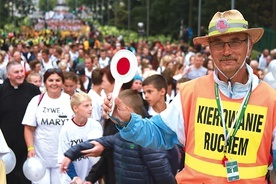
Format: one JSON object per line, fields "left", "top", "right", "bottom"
{"left": 0, "top": 8, "right": 276, "bottom": 184}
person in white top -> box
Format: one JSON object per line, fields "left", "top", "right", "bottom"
{"left": 98, "top": 49, "right": 110, "bottom": 69}
{"left": 142, "top": 74, "right": 167, "bottom": 116}
{"left": 63, "top": 71, "right": 80, "bottom": 97}
{"left": 88, "top": 68, "right": 104, "bottom": 124}
{"left": 69, "top": 44, "right": 79, "bottom": 63}
{"left": 184, "top": 46, "right": 196, "bottom": 66}
{"left": 183, "top": 52, "right": 208, "bottom": 80}
{"left": 84, "top": 56, "right": 94, "bottom": 79}
{"left": 41, "top": 48, "right": 57, "bottom": 73}
{"left": 258, "top": 49, "right": 269, "bottom": 70}
{"left": 58, "top": 93, "right": 103, "bottom": 184}
{"left": 22, "top": 68, "right": 73, "bottom": 184}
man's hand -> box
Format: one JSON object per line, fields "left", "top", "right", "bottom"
{"left": 102, "top": 93, "right": 132, "bottom": 124}
{"left": 60, "top": 157, "right": 71, "bottom": 173}
{"left": 81, "top": 141, "right": 104, "bottom": 157}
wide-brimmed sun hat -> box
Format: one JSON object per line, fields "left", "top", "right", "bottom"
{"left": 193, "top": 9, "right": 264, "bottom": 46}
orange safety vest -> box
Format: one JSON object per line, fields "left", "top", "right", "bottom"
{"left": 176, "top": 74, "right": 276, "bottom": 184}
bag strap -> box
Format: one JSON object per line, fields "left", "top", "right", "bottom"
{"left": 38, "top": 93, "right": 45, "bottom": 106}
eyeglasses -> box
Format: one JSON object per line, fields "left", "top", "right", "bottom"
{"left": 209, "top": 39, "right": 248, "bottom": 50}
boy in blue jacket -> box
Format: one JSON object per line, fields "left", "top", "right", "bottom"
{"left": 60, "top": 89, "right": 178, "bottom": 184}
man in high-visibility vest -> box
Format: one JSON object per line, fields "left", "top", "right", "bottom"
{"left": 100, "top": 9, "right": 276, "bottom": 184}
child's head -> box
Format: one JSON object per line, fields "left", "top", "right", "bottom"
{"left": 119, "top": 89, "right": 146, "bottom": 117}
{"left": 70, "top": 93, "right": 92, "bottom": 118}
{"left": 142, "top": 74, "right": 167, "bottom": 107}
{"left": 58, "top": 60, "right": 68, "bottom": 72}
{"left": 27, "top": 72, "right": 42, "bottom": 87}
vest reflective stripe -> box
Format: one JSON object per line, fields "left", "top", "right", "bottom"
{"left": 185, "top": 153, "right": 268, "bottom": 179}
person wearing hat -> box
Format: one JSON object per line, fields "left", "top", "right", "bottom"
{"left": 99, "top": 9, "right": 276, "bottom": 183}
{"left": 131, "top": 75, "right": 143, "bottom": 92}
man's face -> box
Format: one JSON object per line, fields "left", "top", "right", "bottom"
{"left": 209, "top": 33, "right": 251, "bottom": 77}
{"left": 33, "top": 46, "right": 39, "bottom": 53}
{"left": 13, "top": 51, "right": 22, "bottom": 62}
{"left": 17, "top": 44, "right": 23, "bottom": 51}
{"left": 7, "top": 64, "right": 25, "bottom": 86}
{"left": 79, "top": 50, "right": 84, "bottom": 57}
{"left": 84, "top": 58, "right": 93, "bottom": 70}
{"left": 100, "top": 51, "right": 106, "bottom": 58}
{"left": 194, "top": 56, "right": 204, "bottom": 68}
{"left": 41, "top": 52, "right": 49, "bottom": 61}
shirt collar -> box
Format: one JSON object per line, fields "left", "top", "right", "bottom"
{"left": 213, "top": 64, "right": 258, "bottom": 99}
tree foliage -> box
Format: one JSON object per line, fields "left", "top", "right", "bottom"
{"left": 0, "top": 0, "right": 275, "bottom": 37}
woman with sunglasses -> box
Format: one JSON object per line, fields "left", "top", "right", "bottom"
{"left": 22, "top": 68, "right": 74, "bottom": 184}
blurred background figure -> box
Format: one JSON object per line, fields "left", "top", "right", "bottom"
{"left": 63, "top": 71, "right": 79, "bottom": 97}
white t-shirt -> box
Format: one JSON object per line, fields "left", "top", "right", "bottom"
{"left": 98, "top": 57, "right": 110, "bottom": 68}
{"left": 22, "top": 92, "right": 73, "bottom": 168}
{"left": 41, "top": 59, "right": 55, "bottom": 74}
{"left": 85, "top": 68, "right": 93, "bottom": 79}
{"left": 184, "top": 65, "right": 207, "bottom": 80}
{"left": 148, "top": 103, "right": 168, "bottom": 116}
{"left": 58, "top": 118, "right": 103, "bottom": 183}
{"left": 21, "top": 60, "right": 30, "bottom": 72}
{"left": 88, "top": 89, "right": 104, "bottom": 124}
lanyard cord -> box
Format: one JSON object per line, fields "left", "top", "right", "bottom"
{"left": 215, "top": 83, "right": 252, "bottom": 150}
{"left": 213, "top": 61, "right": 245, "bottom": 94}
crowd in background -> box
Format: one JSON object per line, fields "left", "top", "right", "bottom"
{"left": 0, "top": 28, "right": 275, "bottom": 91}
{"left": 0, "top": 27, "right": 276, "bottom": 184}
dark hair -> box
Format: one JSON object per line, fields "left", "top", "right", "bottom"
{"left": 121, "top": 79, "right": 133, "bottom": 90}
{"left": 41, "top": 48, "right": 50, "bottom": 55}
{"left": 177, "top": 77, "right": 191, "bottom": 83}
{"left": 100, "top": 65, "right": 115, "bottom": 84}
{"left": 162, "top": 74, "right": 176, "bottom": 93}
{"left": 55, "top": 46, "right": 63, "bottom": 56}
{"left": 142, "top": 74, "right": 167, "bottom": 94}
{"left": 43, "top": 68, "right": 64, "bottom": 83}
{"left": 203, "top": 58, "right": 214, "bottom": 70}
{"left": 29, "top": 59, "right": 41, "bottom": 70}
{"left": 77, "top": 75, "right": 86, "bottom": 92}
{"left": 63, "top": 71, "right": 78, "bottom": 83}
{"left": 91, "top": 68, "right": 103, "bottom": 85}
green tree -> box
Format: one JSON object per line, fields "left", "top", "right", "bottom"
{"left": 39, "top": 0, "right": 57, "bottom": 12}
